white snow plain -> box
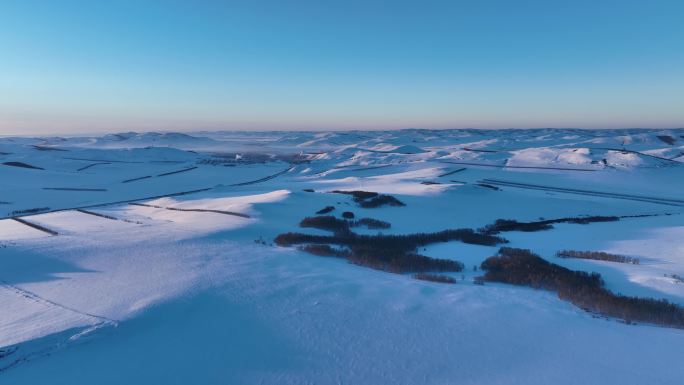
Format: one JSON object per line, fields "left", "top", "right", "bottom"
{"left": 1, "top": 129, "right": 684, "bottom": 384}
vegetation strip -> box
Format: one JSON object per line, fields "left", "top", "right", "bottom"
{"left": 437, "top": 167, "right": 466, "bottom": 177}
{"left": 479, "top": 216, "right": 621, "bottom": 234}
{"left": 2, "top": 161, "right": 44, "bottom": 170}
{"left": 0, "top": 280, "right": 117, "bottom": 324}
{"left": 43, "top": 188, "right": 108, "bottom": 192}
{"left": 1, "top": 188, "right": 213, "bottom": 220}
{"left": 32, "top": 145, "right": 68, "bottom": 152}
{"left": 315, "top": 206, "right": 335, "bottom": 214}
{"left": 439, "top": 160, "right": 596, "bottom": 172}
{"left": 156, "top": 166, "right": 198, "bottom": 177}
{"left": 590, "top": 147, "right": 680, "bottom": 163}
{"left": 76, "top": 209, "right": 120, "bottom": 221}
{"left": 76, "top": 162, "right": 110, "bottom": 171}
{"left": 556, "top": 250, "right": 639, "bottom": 264}
{"left": 76, "top": 209, "right": 142, "bottom": 224}
{"left": 476, "top": 183, "right": 500, "bottom": 191}
{"left": 11, "top": 207, "right": 50, "bottom": 216}
{"left": 480, "top": 178, "right": 684, "bottom": 206}
{"left": 122, "top": 175, "right": 152, "bottom": 183}
{"left": 11, "top": 218, "right": 59, "bottom": 236}
{"left": 129, "top": 203, "right": 250, "bottom": 218}
{"left": 229, "top": 165, "right": 294, "bottom": 186}
{"left": 64, "top": 157, "right": 143, "bottom": 164}
{"left": 480, "top": 248, "right": 684, "bottom": 329}
{"left": 462, "top": 147, "right": 498, "bottom": 153}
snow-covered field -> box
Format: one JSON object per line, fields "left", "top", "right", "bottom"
{"left": 1, "top": 129, "right": 683, "bottom": 384}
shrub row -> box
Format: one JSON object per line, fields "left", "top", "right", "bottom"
{"left": 557, "top": 250, "right": 640, "bottom": 264}
{"left": 480, "top": 216, "right": 620, "bottom": 234}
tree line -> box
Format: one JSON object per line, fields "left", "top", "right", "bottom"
{"left": 480, "top": 247, "right": 684, "bottom": 328}
{"left": 557, "top": 250, "right": 639, "bottom": 264}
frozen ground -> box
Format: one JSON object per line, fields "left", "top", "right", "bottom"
{"left": 1, "top": 129, "right": 683, "bottom": 384}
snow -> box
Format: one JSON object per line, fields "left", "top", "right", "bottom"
{"left": 0, "top": 284, "right": 99, "bottom": 348}
{"left": 0, "top": 219, "right": 48, "bottom": 241}
{"left": 1, "top": 128, "right": 683, "bottom": 384}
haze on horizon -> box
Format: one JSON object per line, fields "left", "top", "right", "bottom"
{"left": 1, "top": 0, "right": 683, "bottom": 135}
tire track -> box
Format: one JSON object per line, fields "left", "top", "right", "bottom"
{"left": 0, "top": 280, "right": 118, "bottom": 325}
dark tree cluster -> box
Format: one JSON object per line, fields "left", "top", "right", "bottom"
{"left": 413, "top": 273, "right": 457, "bottom": 284}
{"left": 277, "top": 227, "right": 506, "bottom": 250}
{"left": 347, "top": 246, "right": 463, "bottom": 274}
{"left": 278, "top": 214, "right": 510, "bottom": 274}
{"left": 299, "top": 215, "right": 392, "bottom": 234}
{"left": 481, "top": 247, "right": 603, "bottom": 290}
{"left": 331, "top": 190, "right": 406, "bottom": 208}
{"left": 299, "top": 244, "right": 350, "bottom": 258}
{"left": 276, "top": 229, "right": 503, "bottom": 271}
{"left": 299, "top": 216, "right": 351, "bottom": 234}
{"left": 656, "top": 135, "right": 676, "bottom": 145}
{"left": 480, "top": 219, "right": 553, "bottom": 233}
{"left": 286, "top": 234, "right": 466, "bottom": 274}
{"left": 359, "top": 194, "right": 406, "bottom": 208}
{"left": 331, "top": 190, "right": 378, "bottom": 200}
{"left": 479, "top": 216, "right": 620, "bottom": 235}
{"left": 480, "top": 247, "right": 684, "bottom": 328}
{"left": 315, "top": 205, "right": 335, "bottom": 214}
{"left": 353, "top": 218, "right": 391, "bottom": 229}
{"left": 557, "top": 250, "right": 640, "bottom": 264}
{"left": 342, "top": 211, "right": 355, "bottom": 219}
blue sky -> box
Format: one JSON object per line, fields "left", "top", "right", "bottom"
{"left": 1, "top": 0, "right": 683, "bottom": 134}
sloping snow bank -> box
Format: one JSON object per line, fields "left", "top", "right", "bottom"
{"left": 0, "top": 190, "right": 290, "bottom": 349}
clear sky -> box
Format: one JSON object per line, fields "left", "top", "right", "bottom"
{"left": 1, "top": 0, "right": 683, "bottom": 134}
